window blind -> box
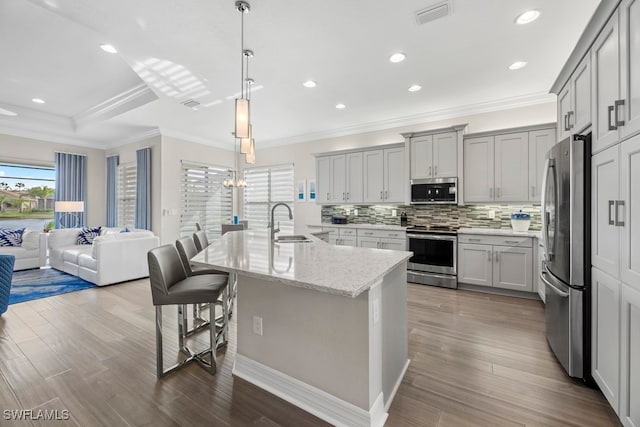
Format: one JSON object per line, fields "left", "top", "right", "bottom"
{"left": 243, "top": 164, "right": 294, "bottom": 234}
{"left": 180, "top": 162, "right": 233, "bottom": 241}
{"left": 117, "top": 163, "right": 137, "bottom": 228}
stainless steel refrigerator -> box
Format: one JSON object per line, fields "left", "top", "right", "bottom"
{"left": 540, "top": 133, "right": 591, "bottom": 380}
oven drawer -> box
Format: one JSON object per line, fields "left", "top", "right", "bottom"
{"left": 458, "top": 234, "right": 532, "bottom": 248}
{"left": 357, "top": 229, "right": 405, "bottom": 239}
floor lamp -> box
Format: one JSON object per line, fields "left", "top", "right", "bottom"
{"left": 54, "top": 201, "right": 84, "bottom": 228}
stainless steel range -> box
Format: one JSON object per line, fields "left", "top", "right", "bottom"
{"left": 406, "top": 225, "right": 458, "bottom": 288}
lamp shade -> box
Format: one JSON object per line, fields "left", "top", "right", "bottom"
{"left": 245, "top": 138, "right": 255, "bottom": 164}
{"left": 54, "top": 201, "right": 85, "bottom": 213}
{"left": 240, "top": 125, "right": 252, "bottom": 154}
{"left": 235, "top": 98, "right": 250, "bottom": 138}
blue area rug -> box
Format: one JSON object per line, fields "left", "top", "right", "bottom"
{"left": 9, "top": 268, "right": 96, "bottom": 305}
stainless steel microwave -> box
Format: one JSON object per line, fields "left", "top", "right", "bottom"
{"left": 410, "top": 177, "right": 457, "bottom": 204}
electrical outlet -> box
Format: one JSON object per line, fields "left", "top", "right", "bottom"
{"left": 354, "top": 209, "right": 358, "bottom": 216}
{"left": 391, "top": 209, "right": 397, "bottom": 217}
{"left": 253, "top": 316, "right": 263, "bottom": 336}
{"left": 488, "top": 209, "right": 496, "bottom": 219}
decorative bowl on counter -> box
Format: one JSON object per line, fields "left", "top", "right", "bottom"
{"left": 510, "top": 210, "right": 531, "bottom": 232}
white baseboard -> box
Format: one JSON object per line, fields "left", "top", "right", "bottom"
{"left": 385, "top": 359, "right": 410, "bottom": 412}
{"left": 233, "top": 354, "right": 387, "bottom": 427}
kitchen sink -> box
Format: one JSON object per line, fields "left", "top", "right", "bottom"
{"left": 274, "top": 235, "right": 312, "bottom": 243}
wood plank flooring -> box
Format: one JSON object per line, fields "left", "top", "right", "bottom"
{"left": 0, "top": 280, "right": 620, "bottom": 426}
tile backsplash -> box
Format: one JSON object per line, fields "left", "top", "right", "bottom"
{"left": 322, "top": 204, "right": 541, "bottom": 230}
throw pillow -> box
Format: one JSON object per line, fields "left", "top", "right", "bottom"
{"left": 120, "top": 227, "right": 130, "bottom": 233}
{"left": 77, "top": 226, "right": 102, "bottom": 245}
{"left": 0, "top": 228, "right": 25, "bottom": 247}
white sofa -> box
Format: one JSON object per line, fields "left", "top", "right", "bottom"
{"left": 0, "top": 229, "right": 47, "bottom": 271}
{"left": 48, "top": 227, "right": 160, "bottom": 286}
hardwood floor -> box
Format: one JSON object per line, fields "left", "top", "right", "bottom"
{"left": 0, "top": 280, "right": 620, "bottom": 426}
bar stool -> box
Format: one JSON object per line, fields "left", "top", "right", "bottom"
{"left": 176, "top": 236, "right": 230, "bottom": 336}
{"left": 220, "top": 224, "right": 245, "bottom": 310}
{"left": 193, "top": 230, "right": 209, "bottom": 252}
{"left": 148, "top": 245, "right": 229, "bottom": 378}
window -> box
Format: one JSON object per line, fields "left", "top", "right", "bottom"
{"left": 180, "top": 162, "right": 233, "bottom": 241}
{"left": 243, "top": 164, "right": 294, "bottom": 233}
{"left": 117, "top": 163, "right": 137, "bottom": 228}
{"left": 0, "top": 162, "right": 55, "bottom": 230}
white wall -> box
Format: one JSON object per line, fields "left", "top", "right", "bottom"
{"left": 243, "top": 102, "right": 556, "bottom": 233}
{"left": 106, "top": 135, "right": 162, "bottom": 236}
{"left": 0, "top": 133, "right": 106, "bottom": 226}
{"left": 159, "top": 135, "right": 235, "bottom": 245}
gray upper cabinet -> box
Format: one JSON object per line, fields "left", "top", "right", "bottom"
{"left": 592, "top": 11, "right": 621, "bottom": 153}
{"left": 620, "top": 0, "right": 640, "bottom": 140}
{"left": 558, "top": 56, "right": 591, "bottom": 140}
{"left": 464, "top": 125, "right": 552, "bottom": 204}
{"left": 405, "top": 127, "right": 464, "bottom": 180}
{"left": 316, "top": 144, "right": 404, "bottom": 205}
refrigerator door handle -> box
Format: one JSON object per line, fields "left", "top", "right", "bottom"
{"left": 540, "top": 158, "right": 555, "bottom": 260}
{"left": 540, "top": 270, "right": 569, "bottom": 298}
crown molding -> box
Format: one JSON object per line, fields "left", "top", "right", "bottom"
{"left": 259, "top": 92, "right": 556, "bottom": 148}
{"left": 161, "top": 128, "right": 234, "bottom": 151}
{"left": 102, "top": 127, "right": 162, "bottom": 150}
{"left": 0, "top": 122, "right": 104, "bottom": 149}
{"left": 73, "top": 83, "right": 159, "bottom": 129}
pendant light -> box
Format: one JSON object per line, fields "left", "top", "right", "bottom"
{"left": 234, "top": 1, "right": 251, "bottom": 139}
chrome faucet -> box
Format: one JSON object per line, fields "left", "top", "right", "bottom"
{"left": 270, "top": 202, "right": 293, "bottom": 241}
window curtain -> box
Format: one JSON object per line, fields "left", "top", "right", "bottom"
{"left": 135, "top": 147, "right": 151, "bottom": 230}
{"left": 54, "top": 152, "right": 87, "bottom": 228}
{"left": 105, "top": 155, "right": 119, "bottom": 227}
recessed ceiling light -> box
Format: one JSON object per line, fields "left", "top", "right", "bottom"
{"left": 515, "top": 10, "right": 540, "bottom": 25}
{"left": 303, "top": 80, "right": 317, "bottom": 88}
{"left": 508, "top": 61, "right": 528, "bottom": 70}
{"left": 335, "top": 103, "right": 346, "bottom": 109}
{"left": 408, "top": 85, "right": 422, "bottom": 92}
{"left": 389, "top": 53, "right": 406, "bottom": 63}
{"left": 0, "top": 108, "right": 17, "bottom": 117}
{"left": 100, "top": 44, "right": 118, "bottom": 54}
{"left": 32, "top": 98, "right": 45, "bottom": 104}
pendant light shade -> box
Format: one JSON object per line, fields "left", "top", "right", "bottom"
{"left": 240, "top": 124, "right": 252, "bottom": 153}
{"left": 245, "top": 138, "right": 255, "bottom": 164}
{"left": 235, "top": 98, "right": 250, "bottom": 139}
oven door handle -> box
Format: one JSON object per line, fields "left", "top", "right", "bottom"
{"left": 406, "top": 233, "right": 457, "bottom": 241}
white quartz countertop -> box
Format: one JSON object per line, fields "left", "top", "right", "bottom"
{"left": 458, "top": 227, "right": 541, "bottom": 238}
{"left": 192, "top": 230, "right": 412, "bottom": 298}
{"left": 307, "top": 223, "right": 407, "bottom": 231}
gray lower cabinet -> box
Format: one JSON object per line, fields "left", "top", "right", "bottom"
{"left": 621, "top": 282, "right": 640, "bottom": 426}
{"left": 458, "top": 234, "right": 534, "bottom": 292}
{"left": 357, "top": 229, "right": 406, "bottom": 250}
{"left": 323, "top": 227, "right": 357, "bottom": 247}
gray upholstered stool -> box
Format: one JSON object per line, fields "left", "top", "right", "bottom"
{"left": 176, "top": 236, "right": 230, "bottom": 336}
{"left": 148, "top": 245, "right": 229, "bottom": 378}
{"left": 193, "top": 230, "right": 209, "bottom": 252}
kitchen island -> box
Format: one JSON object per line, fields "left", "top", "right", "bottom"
{"left": 192, "top": 230, "right": 411, "bottom": 427}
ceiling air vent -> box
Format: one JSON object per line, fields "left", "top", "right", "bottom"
{"left": 415, "top": 1, "right": 451, "bottom": 26}
{"left": 182, "top": 99, "right": 200, "bottom": 109}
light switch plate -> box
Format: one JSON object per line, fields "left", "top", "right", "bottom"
{"left": 253, "top": 316, "right": 263, "bottom": 336}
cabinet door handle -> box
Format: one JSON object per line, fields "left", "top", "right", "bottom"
{"left": 347, "top": 192, "right": 350, "bottom": 200}
{"left": 389, "top": 233, "right": 398, "bottom": 237}
{"left": 505, "top": 240, "right": 521, "bottom": 244}
{"left": 568, "top": 111, "right": 574, "bottom": 129}
{"left": 327, "top": 192, "right": 330, "bottom": 200}
{"left": 564, "top": 114, "right": 570, "bottom": 131}
{"left": 380, "top": 191, "right": 383, "bottom": 200}
{"left": 615, "top": 200, "right": 625, "bottom": 227}
{"left": 608, "top": 200, "right": 615, "bottom": 225}
{"left": 469, "top": 238, "right": 481, "bottom": 242}
{"left": 531, "top": 186, "right": 535, "bottom": 197}
{"left": 434, "top": 165, "right": 438, "bottom": 176}
{"left": 495, "top": 252, "right": 500, "bottom": 263}
{"left": 429, "top": 165, "right": 432, "bottom": 176}
{"left": 496, "top": 187, "right": 501, "bottom": 198}
{"left": 377, "top": 241, "right": 381, "bottom": 249}
{"left": 608, "top": 105, "right": 617, "bottom": 131}
{"left": 615, "top": 99, "right": 625, "bottom": 127}
{"left": 384, "top": 190, "right": 388, "bottom": 199}
{"left": 343, "top": 192, "right": 345, "bottom": 201}
{"left": 488, "top": 251, "right": 492, "bottom": 262}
